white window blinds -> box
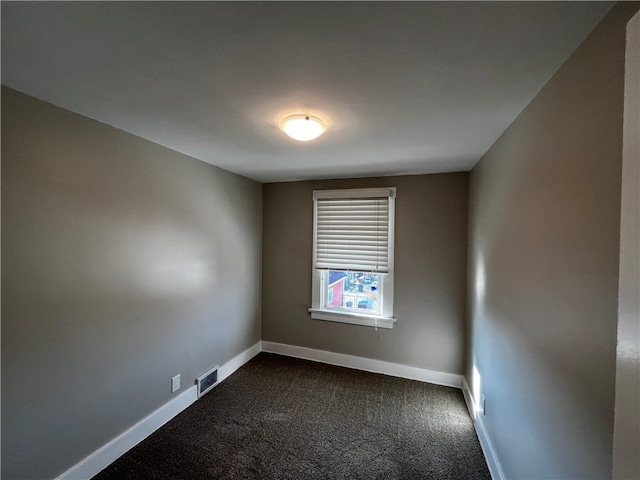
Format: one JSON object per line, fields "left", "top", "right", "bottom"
{"left": 313, "top": 188, "right": 394, "bottom": 273}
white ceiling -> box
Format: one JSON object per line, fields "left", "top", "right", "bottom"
{"left": 1, "top": 1, "right": 613, "bottom": 183}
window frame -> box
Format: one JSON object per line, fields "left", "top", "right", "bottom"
{"left": 309, "top": 187, "right": 396, "bottom": 329}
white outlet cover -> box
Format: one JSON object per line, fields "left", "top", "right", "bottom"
{"left": 171, "top": 374, "right": 181, "bottom": 393}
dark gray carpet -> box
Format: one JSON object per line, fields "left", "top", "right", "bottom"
{"left": 93, "top": 353, "right": 491, "bottom": 479}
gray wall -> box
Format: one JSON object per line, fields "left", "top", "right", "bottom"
{"left": 262, "top": 174, "right": 468, "bottom": 375}
{"left": 466, "top": 3, "right": 640, "bottom": 479}
{"left": 1, "top": 87, "right": 263, "bottom": 480}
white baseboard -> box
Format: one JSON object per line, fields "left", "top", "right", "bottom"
{"left": 218, "top": 341, "right": 262, "bottom": 384}
{"left": 55, "top": 386, "right": 198, "bottom": 480}
{"left": 56, "top": 341, "right": 262, "bottom": 480}
{"left": 461, "top": 376, "right": 476, "bottom": 419}
{"left": 260, "top": 341, "right": 463, "bottom": 388}
{"left": 462, "top": 377, "right": 506, "bottom": 480}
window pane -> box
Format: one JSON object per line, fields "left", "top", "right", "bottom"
{"left": 325, "top": 270, "right": 380, "bottom": 313}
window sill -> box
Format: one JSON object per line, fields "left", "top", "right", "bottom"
{"left": 308, "top": 308, "right": 396, "bottom": 329}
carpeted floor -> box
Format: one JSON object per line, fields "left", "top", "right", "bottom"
{"left": 93, "top": 353, "right": 491, "bottom": 479}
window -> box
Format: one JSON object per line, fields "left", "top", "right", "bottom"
{"left": 309, "top": 187, "right": 396, "bottom": 329}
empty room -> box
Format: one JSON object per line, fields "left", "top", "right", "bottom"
{"left": 2, "top": 2, "right": 639, "bottom": 479}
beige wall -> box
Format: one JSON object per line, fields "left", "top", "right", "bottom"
{"left": 262, "top": 173, "right": 468, "bottom": 374}
{"left": 1, "top": 87, "right": 263, "bottom": 480}
{"left": 466, "top": 3, "right": 640, "bottom": 479}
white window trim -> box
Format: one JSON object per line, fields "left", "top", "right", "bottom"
{"left": 309, "top": 308, "right": 396, "bottom": 329}
{"left": 309, "top": 187, "right": 396, "bottom": 329}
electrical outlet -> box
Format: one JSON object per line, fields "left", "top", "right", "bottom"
{"left": 480, "top": 394, "right": 486, "bottom": 415}
{"left": 171, "top": 374, "right": 181, "bottom": 393}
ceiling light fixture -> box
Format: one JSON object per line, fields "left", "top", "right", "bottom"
{"left": 280, "top": 114, "right": 326, "bottom": 142}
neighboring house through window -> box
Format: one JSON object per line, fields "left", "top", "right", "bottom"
{"left": 309, "top": 187, "right": 396, "bottom": 329}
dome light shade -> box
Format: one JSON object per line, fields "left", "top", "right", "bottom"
{"left": 280, "top": 114, "right": 326, "bottom": 141}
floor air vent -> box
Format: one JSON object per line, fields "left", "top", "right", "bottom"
{"left": 196, "top": 365, "right": 219, "bottom": 398}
